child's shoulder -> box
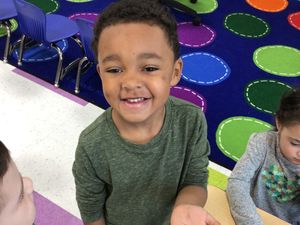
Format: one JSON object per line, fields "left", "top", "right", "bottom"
{"left": 169, "top": 96, "right": 204, "bottom": 116}
{"left": 168, "top": 96, "right": 206, "bottom": 129}
{"left": 169, "top": 95, "right": 199, "bottom": 107}
{"left": 250, "top": 130, "right": 277, "bottom": 143}
{"left": 248, "top": 130, "right": 277, "bottom": 153}
{"left": 80, "top": 108, "right": 112, "bottom": 140}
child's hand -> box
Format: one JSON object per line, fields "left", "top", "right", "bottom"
{"left": 170, "top": 204, "right": 221, "bottom": 225}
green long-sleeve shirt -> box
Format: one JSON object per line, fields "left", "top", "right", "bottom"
{"left": 72, "top": 97, "right": 210, "bottom": 225}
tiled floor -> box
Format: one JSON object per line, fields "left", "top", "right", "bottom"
{"left": 0, "top": 60, "right": 231, "bottom": 220}
{"left": 0, "top": 60, "right": 104, "bottom": 218}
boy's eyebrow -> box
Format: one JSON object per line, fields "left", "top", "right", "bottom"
{"left": 102, "top": 54, "right": 121, "bottom": 64}
{"left": 137, "top": 53, "right": 162, "bottom": 60}
{"left": 101, "top": 52, "right": 162, "bottom": 64}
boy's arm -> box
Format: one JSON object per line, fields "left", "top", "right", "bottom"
{"left": 84, "top": 218, "right": 106, "bottom": 225}
{"left": 73, "top": 138, "right": 108, "bottom": 224}
{"left": 174, "top": 185, "right": 207, "bottom": 207}
{"left": 171, "top": 185, "right": 220, "bottom": 225}
{"left": 170, "top": 112, "right": 219, "bottom": 225}
{"left": 226, "top": 133, "right": 266, "bottom": 225}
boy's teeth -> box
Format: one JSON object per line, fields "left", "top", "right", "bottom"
{"left": 127, "top": 98, "right": 144, "bottom": 103}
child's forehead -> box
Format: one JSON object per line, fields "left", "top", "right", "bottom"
{"left": 99, "top": 22, "right": 169, "bottom": 46}
{"left": 103, "top": 22, "right": 163, "bottom": 34}
{"left": 98, "top": 23, "right": 173, "bottom": 58}
{"left": 1, "top": 161, "right": 20, "bottom": 198}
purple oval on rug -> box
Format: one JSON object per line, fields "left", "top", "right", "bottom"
{"left": 178, "top": 22, "right": 216, "bottom": 48}
{"left": 170, "top": 86, "right": 207, "bottom": 112}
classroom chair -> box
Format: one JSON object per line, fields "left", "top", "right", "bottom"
{"left": 0, "top": 0, "right": 17, "bottom": 63}
{"left": 75, "top": 18, "right": 96, "bottom": 94}
{"left": 13, "top": 0, "right": 84, "bottom": 88}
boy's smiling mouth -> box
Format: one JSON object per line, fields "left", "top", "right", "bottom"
{"left": 122, "top": 97, "right": 150, "bottom": 103}
{"left": 121, "top": 97, "right": 151, "bottom": 109}
{"left": 125, "top": 97, "right": 146, "bottom": 103}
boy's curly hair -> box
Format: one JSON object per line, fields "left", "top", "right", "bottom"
{"left": 92, "top": 0, "right": 179, "bottom": 61}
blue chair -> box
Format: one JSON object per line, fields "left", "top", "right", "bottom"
{"left": 13, "top": 0, "right": 83, "bottom": 87}
{"left": 0, "top": 0, "right": 17, "bottom": 62}
{"left": 75, "top": 18, "right": 96, "bottom": 94}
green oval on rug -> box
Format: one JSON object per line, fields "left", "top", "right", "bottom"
{"left": 224, "top": 13, "right": 270, "bottom": 38}
{"left": 216, "top": 116, "right": 273, "bottom": 161}
{"left": 253, "top": 45, "right": 300, "bottom": 77}
{"left": 27, "top": 0, "right": 59, "bottom": 13}
{"left": 0, "top": 19, "right": 18, "bottom": 37}
{"left": 245, "top": 80, "right": 292, "bottom": 114}
{"left": 65, "top": 0, "right": 93, "bottom": 2}
{"left": 176, "top": 0, "right": 218, "bottom": 14}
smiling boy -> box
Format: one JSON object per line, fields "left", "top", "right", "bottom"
{"left": 72, "top": 1, "right": 220, "bottom": 225}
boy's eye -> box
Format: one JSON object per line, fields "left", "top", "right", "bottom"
{"left": 291, "top": 142, "right": 300, "bottom": 146}
{"left": 106, "top": 67, "right": 123, "bottom": 74}
{"left": 143, "top": 66, "right": 158, "bottom": 72}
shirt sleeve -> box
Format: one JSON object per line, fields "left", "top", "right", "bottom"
{"left": 183, "top": 111, "right": 209, "bottom": 188}
{"left": 226, "top": 133, "right": 266, "bottom": 225}
{"left": 72, "top": 136, "right": 107, "bottom": 223}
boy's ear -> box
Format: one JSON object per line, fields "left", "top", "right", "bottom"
{"left": 275, "top": 117, "right": 281, "bottom": 131}
{"left": 96, "top": 64, "right": 101, "bottom": 76}
{"left": 170, "top": 58, "right": 183, "bottom": 86}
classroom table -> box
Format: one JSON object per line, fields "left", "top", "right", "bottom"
{"left": 204, "top": 185, "right": 291, "bottom": 225}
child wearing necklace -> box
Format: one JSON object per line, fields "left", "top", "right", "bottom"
{"left": 227, "top": 88, "right": 300, "bottom": 225}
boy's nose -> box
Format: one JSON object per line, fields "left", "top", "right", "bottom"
{"left": 23, "top": 177, "right": 34, "bottom": 194}
{"left": 121, "top": 72, "right": 142, "bottom": 90}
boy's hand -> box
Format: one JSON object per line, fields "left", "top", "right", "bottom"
{"left": 170, "top": 204, "right": 221, "bottom": 225}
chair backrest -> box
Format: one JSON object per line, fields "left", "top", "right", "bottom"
{"left": 0, "top": 0, "right": 17, "bottom": 20}
{"left": 13, "top": 0, "right": 46, "bottom": 42}
{"left": 76, "top": 18, "right": 95, "bottom": 62}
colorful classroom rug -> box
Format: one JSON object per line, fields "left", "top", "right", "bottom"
{"left": 208, "top": 167, "right": 228, "bottom": 191}
{"left": 33, "top": 192, "right": 83, "bottom": 225}
{"left": 0, "top": 0, "right": 300, "bottom": 170}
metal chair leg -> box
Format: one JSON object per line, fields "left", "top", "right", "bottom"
{"left": 59, "top": 36, "right": 84, "bottom": 81}
{"left": 60, "top": 57, "right": 81, "bottom": 80}
{"left": 71, "top": 35, "right": 84, "bottom": 56}
{"left": 51, "top": 43, "right": 63, "bottom": 88}
{"left": 18, "top": 35, "right": 26, "bottom": 66}
{"left": 3, "top": 21, "right": 11, "bottom": 63}
{"left": 75, "top": 56, "right": 88, "bottom": 94}
{"left": 10, "top": 38, "right": 21, "bottom": 56}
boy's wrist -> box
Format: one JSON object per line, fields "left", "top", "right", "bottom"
{"left": 174, "top": 185, "right": 208, "bottom": 207}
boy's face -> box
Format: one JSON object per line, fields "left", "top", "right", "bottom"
{"left": 97, "top": 22, "right": 182, "bottom": 127}
{"left": 0, "top": 161, "right": 35, "bottom": 225}
{"left": 277, "top": 121, "right": 300, "bottom": 165}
